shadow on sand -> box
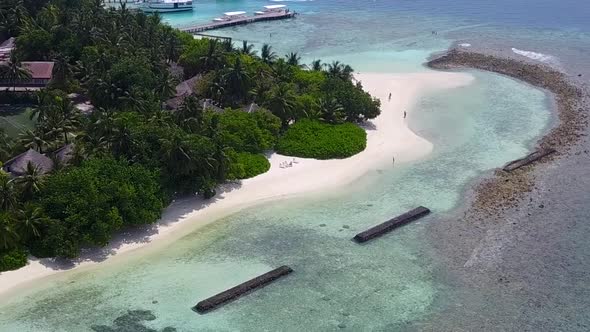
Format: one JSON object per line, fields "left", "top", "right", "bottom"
{"left": 31, "top": 181, "right": 244, "bottom": 271}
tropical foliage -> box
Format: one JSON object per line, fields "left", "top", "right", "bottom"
{"left": 0, "top": 0, "right": 381, "bottom": 264}
{"left": 276, "top": 119, "right": 367, "bottom": 159}
{"left": 0, "top": 247, "right": 27, "bottom": 272}
{"left": 228, "top": 152, "right": 271, "bottom": 180}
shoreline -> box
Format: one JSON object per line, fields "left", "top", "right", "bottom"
{"left": 0, "top": 70, "right": 475, "bottom": 298}
{"left": 426, "top": 49, "right": 589, "bottom": 216}
{"left": 406, "top": 48, "right": 590, "bottom": 330}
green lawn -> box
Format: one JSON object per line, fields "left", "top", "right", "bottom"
{"left": 0, "top": 106, "right": 35, "bottom": 137}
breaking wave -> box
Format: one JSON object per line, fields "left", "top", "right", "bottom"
{"left": 511, "top": 48, "right": 555, "bottom": 63}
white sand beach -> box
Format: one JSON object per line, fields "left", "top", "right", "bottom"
{"left": 0, "top": 71, "right": 474, "bottom": 297}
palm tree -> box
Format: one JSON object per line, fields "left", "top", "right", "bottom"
{"left": 51, "top": 96, "right": 79, "bottom": 144}
{"left": 272, "top": 59, "right": 293, "bottom": 81}
{"left": 0, "top": 129, "right": 14, "bottom": 161}
{"left": 0, "top": 174, "right": 18, "bottom": 211}
{"left": 249, "top": 79, "right": 273, "bottom": 104}
{"left": 260, "top": 44, "right": 277, "bottom": 64}
{"left": 264, "top": 83, "right": 297, "bottom": 129}
{"left": 220, "top": 39, "right": 234, "bottom": 53}
{"left": 50, "top": 53, "right": 72, "bottom": 89}
{"left": 175, "top": 95, "right": 204, "bottom": 132}
{"left": 240, "top": 40, "right": 256, "bottom": 56}
{"left": 14, "top": 162, "right": 45, "bottom": 200}
{"left": 327, "top": 61, "right": 354, "bottom": 81}
{"left": 0, "top": 52, "right": 31, "bottom": 92}
{"left": 14, "top": 202, "right": 47, "bottom": 241}
{"left": 223, "top": 56, "right": 251, "bottom": 102}
{"left": 0, "top": 0, "right": 28, "bottom": 37}
{"left": 211, "top": 141, "right": 230, "bottom": 182}
{"left": 161, "top": 26, "right": 182, "bottom": 63}
{"left": 0, "top": 215, "right": 19, "bottom": 250}
{"left": 327, "top": 61, "right": 343, "bottom": 77}
{"left": 317, "top": 97, "right": 345, "bottom": 124}
{"left": 154, "top": 69, "right": 177, "bottom": 101}
{"left": 29, "top": 89, "right": 53, "bottom": 122}
{"left": 285, "top": 52, "right": 302, "bottom": 67}
{"left": 239, "top": 40, "right": 257, "bottom": 56}
{"left": 159, "top": 134, "right": 193, "bottom": 176}
{"left": 110, "top": 121, "right": 136, "bottom": 159}
{"left": 200, "top": 39, "right": 222, "bottom": 71}
{"left": 19, "top": 129, "right": 48, "bottom": 154}
{"left": 310, "top": 59, "right": 324, "bottom": 71}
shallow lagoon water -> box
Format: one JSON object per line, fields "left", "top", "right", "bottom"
{"left": 0, "top": 68, "right": 551, "bottom": 330}
{"left": 0, "top": 0, "right": 584, "bottom": 330}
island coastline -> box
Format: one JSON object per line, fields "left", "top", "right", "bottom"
{"left": 0, "top": 70, "right": 475, "bottom": 299}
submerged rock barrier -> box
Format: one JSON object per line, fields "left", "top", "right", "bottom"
{"left": 503, "top": 148, "right": 556, "bottom": 172}
{"left": 353, "top": 206, "right": 431, "bottom": 243}
{"left": 193, "top": 265, "right": 293, "bottom": 314}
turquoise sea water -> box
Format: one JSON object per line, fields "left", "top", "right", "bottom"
{"left": 1, "top": 0, "right": 588, "bottom": 330}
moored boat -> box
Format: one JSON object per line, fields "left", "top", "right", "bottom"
{"left": 140, "top": 0, "right": 194, "bottom": 13}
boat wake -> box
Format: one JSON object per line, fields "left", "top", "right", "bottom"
{"left": 511, "top": 48, "right": 555, "bottom": 63}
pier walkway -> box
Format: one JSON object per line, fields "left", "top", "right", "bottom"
{"left": 179, "top": 11, "right": 296, "bottom": 33}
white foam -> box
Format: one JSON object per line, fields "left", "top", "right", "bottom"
{"left": 459, "top": 43, "right": 471, "bottom": 47}
{"left": 511, "top": 48, "right": 554, "bottom": 63}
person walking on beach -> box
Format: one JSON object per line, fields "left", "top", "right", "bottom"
{"left": 403, "top": 111, "right": 407, "bottom": 119}
{"left": 388, "top": 93, "right": 392, "bottom": 101}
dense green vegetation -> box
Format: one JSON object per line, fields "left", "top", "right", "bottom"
{"left": 0, "top": 0, "right": 380, "bottom": 267}
{"left": 277, "top": 119, "right": 367, "bottom": 159}
{"left": 228, "top": 152, "right": 270, "bottom": 180}
{"left": 0, "top": 247, "right": 27, "bottom": 271}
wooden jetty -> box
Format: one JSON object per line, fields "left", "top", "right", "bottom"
{"left": 502, "top": 148, "right": 556, "bottom": 172}
{"left": 193, "top": 265, "right": 293, "bottom": 314}
{"left": 180, "top": 11, "right": 296, "bottom": 33}
{"left": 353, "top": 207, "right": 431, "bottom": 243}
{"left": 193, "top": 33, "right": 232, "bottom": 42}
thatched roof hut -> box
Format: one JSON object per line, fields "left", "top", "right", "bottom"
{"left": 165, "top": 75, "right": 202, "bottom": 110}
{"left": 3, "top": 149, "right": 54, "bottom": 176}
{"left": 242, "top": 103, "right": 260, "bottom": 113}
{"left": 54, "top": 144, "right": 74, "bottom": 165}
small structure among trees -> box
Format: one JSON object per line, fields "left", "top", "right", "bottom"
{"left": 0, "top": 60, "right": 54, "bottom": 89}
{"left": 2, "top": 149, "right": 54, "bottom": 176}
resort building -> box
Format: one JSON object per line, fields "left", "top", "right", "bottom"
{"left": 3, "top": 149, "right": 54, "bottom": 176}
{"left": 0, "top": 37, "right": 15, "bottom": 61}
{"left": 2, "top": 144, "right": 74, "bottom": 177}
{"left": 0, "top": 61, "right": 55, "bottom": 89}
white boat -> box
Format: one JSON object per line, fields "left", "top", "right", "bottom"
{"left": 255, "top": 5, "right": 288, "bottom": 15}
{"left": 140, "top": 0, "right": 194, "bottom": 13}
{"left": 213, "top": 11, "right": 247, "bottom": 22}
{"left": 263, "top": 4, "right": 287, "bottom": 13}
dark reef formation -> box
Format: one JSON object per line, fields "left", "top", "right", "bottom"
{"left": 427, "top": 49, "right": 589, "bottom": 217}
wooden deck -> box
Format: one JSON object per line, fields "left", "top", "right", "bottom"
{"left": 179, "top": 11, "right": 297, "bottom": 33}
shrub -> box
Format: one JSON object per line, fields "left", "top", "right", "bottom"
{"left": 228, "top": 152, "right": 271, "bottom": 180}
{"left": 37, "top": 158, "right": 164, "bottom": 258}
{"left": 0, "top": 248, "right": 28, "bottom": 272}
{"left": 214, "top": 109, "right": 281, "bottom": 153}
{"left": 276, "top": 119, "right": 366, "bottom": 159}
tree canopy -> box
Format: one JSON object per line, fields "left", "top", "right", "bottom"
{"left": 0, "top": 0, "right": 382, "bottom": 264}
